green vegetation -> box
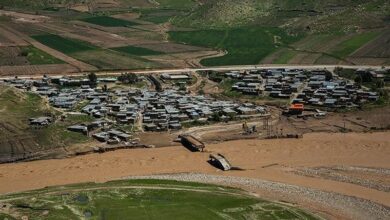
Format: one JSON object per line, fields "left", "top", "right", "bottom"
{"left": 330, "top": 32, "right": 380, "bottom": 58}
{"left": 170, "top": 27, "right": 303, "bottom": 66}
{"left": 0, "top": 86, "right": 91, "bottom": 154}
{"left": 81, "top": 16, "right": 139, "bottom": 27}
{"left": 156, "top": 0, "right": 197, "bottom": 9}
{"left": 20, "top": 46, "right": 64, "bottom": 65}
{"left": 72, "top": 49, "right": 165, "bottom": 70}
{"left": 172, "top": 0, "right": 389, "bottom": 32}
{"left": 32, "top": 34, "right": 97, "bottom": 54}
{"left": 272, "top": 49, "right": 297, "bottom": 64}
{"left": 334, "top": 67, "right": 357, "bottom": 80}
{"left": 182, "top": 120, "right": 209, "bottom": 128}
{"left": 112, "top": 45, "right": 165, "bottom": 56}
{"left": 219, "top": 78, "right": 242, "bottom": 98}
{"left": 0, "top": 179, "right": 319, "bottom": 220}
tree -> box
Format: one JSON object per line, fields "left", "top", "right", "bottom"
{"left": 375, "top": 79, "right": 385, "bottom": 89}
{"left": 324, "top": 70, "right": 333, "bottom": 81}
{"left": 102, "top": 84, "right": 108, "bottom": 92}
{"left": 118, "top": 73, "right": 138, "bottom": 84}
{"left": 354, "top": 75, "right": 363, "bottom": 85}
{"left": 88, "top": 72, "right": 97, "bottom": 84}
{"left": 211, "top": 112, "right": 221, "bottom": 122}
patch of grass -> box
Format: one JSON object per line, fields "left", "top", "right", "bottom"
{"left": 32, "top": 34, "right": 97, "bottom": 54}
{"left": 0, "top": 179, "right": 320, "bottom": 220}
{"left": 335, "top": 68, "right": 357, "bottom": 80}
{"left": 20, "top": 46, "right": 64, "bottom": 65}
{"left": 0, "top": 213, "right": 16, "bottom": 220}
{"left": 33, "top": 123, "right": 89, "bottom": 147}
{"left": 156, "top": 0, "right": 197, "bottom": 9}
{"left": 72, "top": 49, "right": 166, "bottom": 70}
{"left": 112, "top": 45, "right": 165, "bottom": 56}
{"left": 219, "top": 78, "right": 242, "bottom": 98}
{"left": 0, "top": 86, "right": 91, "bottom": 150}
{"left": 169, "top": 27, "right": 303, "bottom": 66}
{"left": 272, "top": 49, "right": 297, "bottom": 64}
{"left": 182, "top": 120, "right": 209, "bottom": 128}
{"left": 330, "top": 32, "right": 380, "bottom": 58}
{"left": 81, "top": 16, "right": 139, "bottom": 27}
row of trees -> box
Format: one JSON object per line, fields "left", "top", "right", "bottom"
{"left": 87, "top": 72, "right": 140, "bottom": 84}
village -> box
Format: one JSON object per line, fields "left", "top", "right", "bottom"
{"left": 1, "top": 67, "right": 386, "bottom": 150}
{"left": 1, "top": 71, "right": 269, "bottom": 147}
{"left": 225, "top": 68, "right": 380, "bottom": 108}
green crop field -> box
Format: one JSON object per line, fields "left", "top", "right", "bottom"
{"left": 112, "top": 45, "right": 165, "bottom": 56}
{"left": 169, "top": 27, "right": 303, "bottom": 66}
{"left": 21, "top": 46, "right": 64, "bottom": 65}
{"left": 0, "top": 179, "right": 320, "bottom": 220}
{"left": 81, "top": 16, "right": 139, "bottom": 27}
{"left": 330, "top": 32, "right": 380, "bottom": 58}
{"left": 32, "top": 34, "right": 97, "bottom": 54}
{"left": 272, "top": 49, "right": 298, "bottom": 64}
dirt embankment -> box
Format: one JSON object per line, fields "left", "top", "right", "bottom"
{"left": 0, "top": 131, "right": 389, "bottom": 219}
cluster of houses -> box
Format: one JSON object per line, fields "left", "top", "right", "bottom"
{"left": 294, "top": 72, "right": 379, "bottom": 108}
{"left": 225, "top": 69, "right": 306, "bottom": 98}
{"left": 226, "top": 70, "right": 263, "bottom": 95}
{"left": 138, "top": 90, "right": 267, "bottom": 131}
{"left": 1, "top": 75, "right": 268, "bottom": 144}
{"left": 223, "top": 68, "right": 381, "bottom": 108}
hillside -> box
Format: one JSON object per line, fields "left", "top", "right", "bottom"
{"left": 0, "top": 86, "right": 91, "bottom": 163}
{"left": 174, "top": 0, "right": 389, "bottom": 33}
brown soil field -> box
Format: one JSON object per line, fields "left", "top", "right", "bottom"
{"left": 112, "top": 12, "right": 141, "bottom": 20}
{"left": 0, "top": 10, "right": 49, "bottom": 23}
{"left": 0, "top": 131, "right": 388, "bottom": 219}
{"left": 0, "top": 25, "right": 28, "bottom": 47}
{"left": 33, "top": 22, "right": 132, "bottom": 48}
{"left": 0, "top": 47, "right": 29, "bottom": 66}
{"left": 0, "top": 64, "right": 78, "bottom": 76}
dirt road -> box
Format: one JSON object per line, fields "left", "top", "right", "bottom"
{"left": 0, "top": 64, "right": 387, "bottom": 79}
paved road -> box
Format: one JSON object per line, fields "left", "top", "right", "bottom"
{"left": 0, "top": 64, "right": 388, "bottom": 80}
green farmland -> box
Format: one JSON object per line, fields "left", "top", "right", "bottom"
{"left": 112, "top": 45, "right": 165, "bottom": 56}
{"left": 21, "top": 46, "right": 64, "bottom": 65}
{"left": 32, "top": 34, "right": 97, "bottom": 54}
{"left": 0, "top": 179, "right": 320, "bottom": 220}
{"left": 330, "top": 32, "right": 380, "bottom": 58}
{"left": 81, "top": 16, "right": 139, "bottom": 27}
{"left": 169, "top": 27, "right": 303, "bottom": 66}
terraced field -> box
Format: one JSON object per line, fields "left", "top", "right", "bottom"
{"left": 0, "top": 179, "right": 320, "bottom": 220}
